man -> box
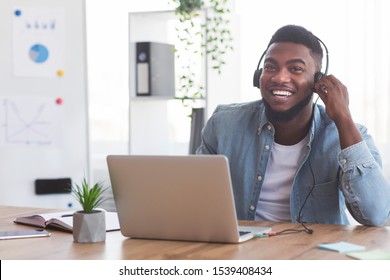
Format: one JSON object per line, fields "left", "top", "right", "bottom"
{"left": 197, "top": 25, "right": 390, "bottom": 226}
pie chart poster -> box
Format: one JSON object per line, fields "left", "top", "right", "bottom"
{"left": 12, "top": 7, "right": 65, "bottom": 78}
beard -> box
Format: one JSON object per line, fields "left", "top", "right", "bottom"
{"left": 263, "top": 94, "right": 313, "bottom": 123}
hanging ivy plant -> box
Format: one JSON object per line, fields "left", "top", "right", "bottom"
{"left": 170, "top": 0, "right": 234, "bottom": 103}
{"left": 174, "top": 0, "right": 203, "bottom": 17}
{"left": 203, "top": 0, "right": 234, "bottom": 74}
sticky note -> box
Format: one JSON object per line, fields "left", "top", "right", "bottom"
{"left": 347, "top": 249, "right": 390, "bottom": 260}
{"left": 317, "top": 241, "right": 366, "bottom": 253}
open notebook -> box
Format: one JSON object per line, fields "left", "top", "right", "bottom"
{"left": 14, "top": 210, "right": 120, "bottom": 233}
{"left": 107, "top": 155, "right": 271, "bottom": 243}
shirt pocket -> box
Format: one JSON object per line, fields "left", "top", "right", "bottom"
{"left": 311, "top": 179, "right": 339, "bottom": 198}
{"left": 308, "top": 179, "right": 344, "bottom": 223}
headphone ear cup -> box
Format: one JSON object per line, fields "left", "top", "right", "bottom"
{"left": 253, "top": 68, "right": 262, "bottom": 88}
{"left": 312, "top": 72, "right": 325, "bottom": 92}
{"left": 314, "top": 72, "right": 325, "bottom": 83}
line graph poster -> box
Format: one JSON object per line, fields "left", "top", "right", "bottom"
{"left": 0, "top": 96, "right": 63, "bottom": 146}
{"left": 13, "top": 7, "right": 65, "bottom": 78}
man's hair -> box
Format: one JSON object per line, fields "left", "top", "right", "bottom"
{"left": 267, "top": 25, "right": 323, "bottom": 68}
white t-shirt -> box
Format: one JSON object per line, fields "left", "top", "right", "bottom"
{"left": 255, "top": 135, "right": 308, "bottom": 221}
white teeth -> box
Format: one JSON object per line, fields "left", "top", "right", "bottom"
{"left": 273, "top": 90, "right": 292, "bottom": 96}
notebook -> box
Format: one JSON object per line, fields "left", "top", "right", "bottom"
{"left": 106, "top": 155, "right": 271, "bottom": 243}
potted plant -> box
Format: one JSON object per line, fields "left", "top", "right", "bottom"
{"left": 71, "top": 177, "right": 109, "bottom": 243}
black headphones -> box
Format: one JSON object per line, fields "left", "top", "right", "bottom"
{"left": 253, "top": 36, "right": 329, "bottom": 92}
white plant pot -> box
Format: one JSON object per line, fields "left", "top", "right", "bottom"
{"left": 73, "top": 210, "right": 106, "bottom": 243}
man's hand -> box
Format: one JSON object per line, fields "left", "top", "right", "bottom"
{"left": 314, "top": 75, "right": 363, "bottom": 149}
{"left": 315, "top": 74, "right": 351, "bottom": 123}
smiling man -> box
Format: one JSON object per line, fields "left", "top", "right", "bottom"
{"left": 197, "top": 25, "right": 390, "bottom": 226}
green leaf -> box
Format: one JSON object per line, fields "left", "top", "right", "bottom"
{"left": 71, "top": 178, "right": 109, "bottom": 213}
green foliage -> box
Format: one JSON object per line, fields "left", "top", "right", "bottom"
{"left": 173, "top": 0, "right": 202, "bottom": 19}
{"left": 171, "top": 0, "right": 233, "bottom": 101}
{"left": 72, "top": 178, "right": 109, "bottom": 213}
{"left": 204, "top": 0, "right": 234, "bottom": 75}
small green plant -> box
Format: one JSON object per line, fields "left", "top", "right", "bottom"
{"left": 71, "top": 178, "right": 109, "bottom": 213}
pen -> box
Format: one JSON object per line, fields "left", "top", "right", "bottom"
{"left": 61, "top": 214, "right": 74, "bottom": 217}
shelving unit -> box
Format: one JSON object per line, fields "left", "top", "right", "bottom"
{"left": 128, "top": 10, "right": 207, "bottom": 155}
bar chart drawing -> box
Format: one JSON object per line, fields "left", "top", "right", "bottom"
{"left": 0, "top": 97, "right": 62, "bottom": 146}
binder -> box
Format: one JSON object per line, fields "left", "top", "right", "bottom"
{"left": 136, "top": 42, "right": 175, "bottom": 97}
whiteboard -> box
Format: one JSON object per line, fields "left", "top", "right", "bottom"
{"left": 0, "top": 0, "right": 88, "bottom": 209}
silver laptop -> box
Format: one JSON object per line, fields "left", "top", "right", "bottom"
{"left": 106, "top": 155, "right": 271, "bottom": 243}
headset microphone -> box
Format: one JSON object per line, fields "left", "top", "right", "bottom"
{"left": 253, "top": 36, "right": 329, "bottom": 92}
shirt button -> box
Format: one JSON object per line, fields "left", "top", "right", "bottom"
{"left": 340, "top": 159, "right": 347, "bottom": 164}
{"left": 250, "top": 205, "right": 255, "bottom": 211}
{"left": 345, "top": 185, "right": 350, "bottom": 190}
{"left": 264, "top": 145, "right": 270, "bottom": 150}
{"left": 267, "top": 124, "right": 272, "bottom": 130}
{"left": 257, "top": 175, "right": 263, "bottom": 181}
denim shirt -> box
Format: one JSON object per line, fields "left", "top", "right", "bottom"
{"left": 197, "top": 100, "right": 390, "bottom": 226}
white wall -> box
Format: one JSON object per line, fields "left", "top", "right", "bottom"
{"left": 86, "top": 0, "right": 172, "bottom": 182}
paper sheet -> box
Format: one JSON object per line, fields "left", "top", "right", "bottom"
{"left": 317, "top": 241, "right": 366, "bottom": 253}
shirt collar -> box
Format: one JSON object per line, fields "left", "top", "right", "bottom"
{"left": 257, "top": 101, "right": 322, "bottom": 144}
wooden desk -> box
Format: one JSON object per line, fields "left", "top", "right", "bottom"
{"left": 1, "top": 205, "right": 389, "bottom": 260}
